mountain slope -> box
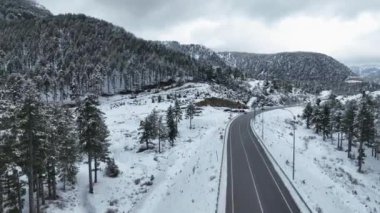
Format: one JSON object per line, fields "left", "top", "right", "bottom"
{"left": 219, "top": 51, "right": 355, "bottom": 90}
{"left": 0, "top": 12, "right": 251, "bottom": 101}
{"left": 159, "top": 41, "right": 360, "bottom": 93}
{"left": 162, "top": 41, "right": 228, "bottom": 68}
{"left": 0, "top": 0, "right": 51, "bottom": 20}
{"left": 350, "top": 65, "right": 380, "bottom": 83}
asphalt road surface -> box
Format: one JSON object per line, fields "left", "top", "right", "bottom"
{"left": 225, "top": 111, "right": 300, "bottom": 213}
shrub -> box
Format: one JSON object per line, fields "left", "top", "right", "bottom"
{"left": 105, "top": 158, "right": 120, "bottom": 178}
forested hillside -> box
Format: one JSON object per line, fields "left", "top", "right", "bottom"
{"left": 0, "top": 13, "right": 250, "bottom": 102}
{"left": 162, "top": 41, "right": 230, "bottom": 69}
{"left": 160, "top": 40, "right": 376, "bottom": 94}
{"left": 219, "top": 51, "right": 357, "bottom": 92}
{"left": 0, "top": 0, "right": 51, "bottom": 20}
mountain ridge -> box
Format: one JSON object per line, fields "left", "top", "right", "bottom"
{"left": 0, "top": 0, "right": 51, "bottom": 21}
{"left": 0, "top": 0, "right": 370, "bottom": 98}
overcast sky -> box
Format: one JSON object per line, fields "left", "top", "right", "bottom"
{"left": 37, "top": 0, "right": 380, "bottom": 64}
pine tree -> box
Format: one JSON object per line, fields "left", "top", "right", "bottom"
{"left": 302, "top": 102, "right": 313, "bottom": 129}
{"left": 355, "top": 95, "right": 375, "bottom": 173}
{"left": 56, "top": 108, "right": 79, "bottom": 191}
{"left": 139, "top": 118, "right": 152, "bottom": 151}
{"left": 0, "top": 100, "right": 20, "bottom": 213}
{"left": 157, "top": 116, "right": 167, "bottom": 153}
{"left": 12, "top": 81, "right": 46, "bottom": 213}
{"left": 93, "top": 118, "right": 110, "bottom": 183}
{"left": 167, "top": 106, "right": 178, "bottom": 146}
{"left": 77, "top": 95, "right": 109, "bottom": 193}
{"left": 186, "top": 102, "right": 196, "bottom": 129}
{"left": 139, "top": 109, "right": 159, "bottom": 151}
{"left": 333, "top": 110, "right": 343, "bottom": 150}
{"left": 3, "top": 168, "right": 25, "bottom": 213}
{"left": 342, "top": 101, "right": 356, "bottom": 158}
{"left": 174, "top": 100, "right": 182, "bottom": 125}
{"left": 321, "top": 104, "right": 331, "bottom": 141}
{"left": 311, "top": 104, "right": 323, "bottom": 134}
{"left": 149, "top": 109, "right": 159, "bottom": 140}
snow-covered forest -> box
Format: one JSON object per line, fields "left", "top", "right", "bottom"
{"left": 1, "top": 0, "right": 380, "bottom": 213}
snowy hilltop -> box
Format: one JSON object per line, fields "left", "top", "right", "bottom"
{"left": 0, "top": 0, "right": 51, "bottom": 20}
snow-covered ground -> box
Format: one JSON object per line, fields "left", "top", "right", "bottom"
{"left": 252, "top": 107, "right": 380, "bottom": 213}
{"left": 47, "top": 83, "right": 236, "bottom": 213}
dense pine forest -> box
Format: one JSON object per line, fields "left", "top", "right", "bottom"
{"left": 0, "top": 13, "right": 249, "bottom": 102}
{"left": 302, "top": 92, "right": 379, "bottom": 173}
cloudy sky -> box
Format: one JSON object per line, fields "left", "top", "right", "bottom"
{"left": 37, "top": 0, "right": 380, "bottom": 64}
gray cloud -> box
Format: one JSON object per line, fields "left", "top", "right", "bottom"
{"left": 225, "top": 0, "right": 380, "bottom": 20}
{"left": 37, "top": 0, "right": 380, "bottom": 64}
{"left": 38, "top": 0, "right": 380, "bottom": 29}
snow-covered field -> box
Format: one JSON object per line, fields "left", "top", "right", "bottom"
{"left": 47, "top": 83, "right": 235, "bottom": 213}
{"left": 253, "top": 107, "right": 380, "bottom": 213}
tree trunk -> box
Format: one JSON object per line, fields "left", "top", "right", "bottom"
{"left": 358, "top": 141, "right": 364, "bottom": 173}
{"left": 158, "top": 137, "right": 161, "bottom": 153}
{"left": 337, "top": 133, "right": 340, "bottom": 149}
{"left": 348, "top": 133, "right": 352, "bottom": 158}
{"left": 47, "top": 164, "right": 51, "bottom": 199}
{"left": 63, "top": 167, "right": 66, "bottom": 191}
{"left": 36, "top": 175, "right": 40, "bottom": 213}
{"left": 28, "top": 138, "right": 35, "bottom": 213}
{"left": 0, "top": 174, "right": 3, "bottom": 213}
{"left": 94, "top": 157, "right": 98, "bottom": 184}
{"left": 52, "top": 163, "right": 56, "bottom": 199}
{"left": 88, "top": 153, "right": 93, "bottom": 194}
{"left": 16, "top": 171, "right": 22, "bottom": 213}
{"left": 40, "top": 175, "right": 45, "bottom": 205}
{"left": 189, "top": 118, "right": 192, "bottom": 130}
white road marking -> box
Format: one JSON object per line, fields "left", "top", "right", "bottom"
{"left": 237, "top": 122, "right": 265, "bottom": 213}
{"left": 246, "top": 118, "right": 295, "bottom": 213}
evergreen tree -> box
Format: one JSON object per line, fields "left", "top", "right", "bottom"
{"left": 186, "top": 102, "right": 196, "bottom": 129}
{"left": 302, "top": 102, "right": 313, "bottom": 129}
{"left": 157, "top": 116, "right": 167, "bottom": 153}
{"left": 174, "top": 100, "right": 182, "bottom": 125}
{"left": 333, "top": 110, "right": 343, "bottom": 150}
{"left": 149, "top": 109, "right": 159, "bottom": 140}
{"left": 0, "top": 101, "right": 22, "bottom": 213}
{"left": 311, "top": 103, "right": 323, "bottom": 134}
{"left": 138, "top": 110, "right": 158, "bottom": 151}
{"left": 139, "top": 117, "right": 152, "bottom": 151}
{"left": 13, "top": 81, "right": 46, "bottom": 213}
{"left": 167, "top": 106, "right": 178, "bottom": 146}
{"left": 93, "top": 118, "right": 110, "bottom": 183}
{"left": 321, "top": 104, "right": 331, "bottom": 141}
{"left": 355, "top": 95, "right": 375, "bottom": 173}
{"left": 55, "top": 108, "right": 79, "bottom": 191}
{"left": 2, "top": 168, "right": 25, "bottom": 213}
{"left": 342, "top": 101, "right": 356, "bottom": 158}
{"left": 77, "top": 95, "right": 109, "bottom": 193}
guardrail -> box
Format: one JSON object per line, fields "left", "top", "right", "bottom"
{"left": 251, "top": 108, "right": 313, "bottom": 213}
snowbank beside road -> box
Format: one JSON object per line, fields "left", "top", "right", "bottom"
{"left": 253, "top": 107, "right": 380, "bottom": 213}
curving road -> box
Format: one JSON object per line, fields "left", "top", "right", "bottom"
{"left": 225, "top": 111, "right": 300, "bottom": 213}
